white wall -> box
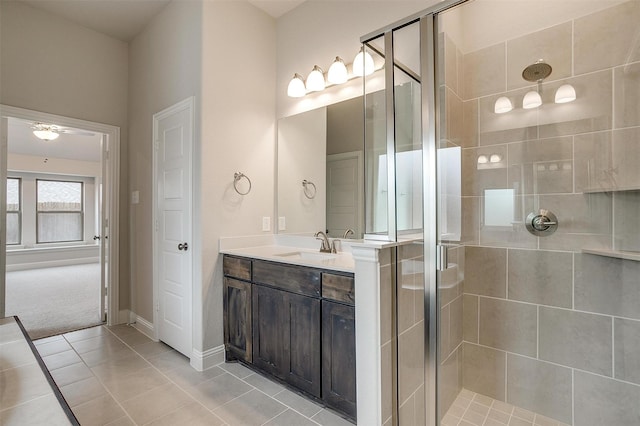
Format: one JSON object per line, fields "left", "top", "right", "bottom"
{"left": 200, "top": 0, "right": 276, "bottom": 350}
{"left": 0, "top": 0, "right": 130, "bottom": 308}
{"left": 276, "top": 1, "right": 437, "bottom": 119}
{"left": 128, "top": 0, "right": 202, "bottom": 323}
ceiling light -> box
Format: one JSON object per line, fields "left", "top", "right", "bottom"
{"left": 352, "top": 46, "right": 375, "bottom": 77}
{"left": 494, "top": 97, "right": 513, "bottom": 114}
{"left": 306, "top": 65, "right": 325, "bottom": 92}
{"left": 555, "top": 84, "right": 576, "bottom": 103}
{"left": 523, "top": 90, "right": 542, "bottom": 109}
{"left": 327, "top": 57, "right": 348, "bottom": 84}
{"left": 33, "top": 128, "right": 59, "bottom": 141}
{"left": 287, "top": 73, "right": 306, "bottom": 98}
{"left": 477, "top": 155, "right": 488, "bottom": 164}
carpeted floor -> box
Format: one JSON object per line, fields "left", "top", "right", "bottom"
{"left": 5, "top": 263, "right": 103, "bottom": 339}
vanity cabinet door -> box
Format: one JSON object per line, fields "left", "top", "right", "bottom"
{"left": 322, "top": 300, "right": 357, "bottom": 420}
{"left": 252, "top": 284, "right": 286, "bottom": 379}
{"left": 223, "top": 277, "right": 252, "bottom": 362}
{"left": 282, "top": 292, "right": 321, "bottom": 398}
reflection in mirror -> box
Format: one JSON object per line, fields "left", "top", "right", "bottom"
{"left": 277, "top": 97, "right": 365, "bottom": 239}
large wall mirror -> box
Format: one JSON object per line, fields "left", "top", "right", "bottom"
{"left": 277, "top": 97, "right": 365, "bottom": 239}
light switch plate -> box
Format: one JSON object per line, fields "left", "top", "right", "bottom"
{"left": 131, "top": 190, "right": 139, "bottom": 204}
{"left": 278, "top": 216, "right": 286, "bottom": 231}
{"left": 262, "top": 216, "right": 271, "bottom": 232}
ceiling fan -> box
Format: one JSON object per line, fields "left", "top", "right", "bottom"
{"left": 30, "top": 122, "right": 96, "bottom": 141}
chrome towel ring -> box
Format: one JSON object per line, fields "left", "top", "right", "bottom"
{"left": 233, "top": 172, "right": 252, "bottom": 195}
{"left": 302, "top": 179, "right": 316, "bottom": 199}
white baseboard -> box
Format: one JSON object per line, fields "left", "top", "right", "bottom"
{"left": 6, "top": 257, "right": 99, "bottom": 272}
{"left": 129, "top": 313, "right": 157, "bottom": 341}
{"left": 191, "top": 345, "right": 225, "bottom": 371}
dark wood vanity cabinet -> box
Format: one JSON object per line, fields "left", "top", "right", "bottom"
{"left": 322, "top": 300, "right": 357, "bottom": 419}
{"left": 223, "top": 277, "right": 252, "bottom": 362}
{"left": 253, "top": 284, "right": 321, "bottom": 397}
{"left": 223, "top": 255, "right": 356, "bottom": 422}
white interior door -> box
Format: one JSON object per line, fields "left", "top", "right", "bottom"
{"left": 326, "top": 151, "right": 363, "bottom": 238}
{"left": 154, "top": 99, "right": 193, "bottom": 357}
{"left": 99, "top": 134, "right": 109, "bottom": 321}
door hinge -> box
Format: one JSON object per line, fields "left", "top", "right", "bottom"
{"left": 154, "top": 140, "right": 160, "bottom": 150}
{"left": 156, "top": 302, "right": 160, "bottom": 312}
{"left": 104, "top": 149, "right": 109, "bottom": 160}
{"left": 155, "top": 220, "right": 159, "bottom": 232}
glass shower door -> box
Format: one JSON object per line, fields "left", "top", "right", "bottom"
{"left": 436, "top": 1, "right": 640, "bottom": 425}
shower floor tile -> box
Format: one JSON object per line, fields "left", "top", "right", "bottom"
{"left": 442, "top": 389, "right": 570, "bottom": 426}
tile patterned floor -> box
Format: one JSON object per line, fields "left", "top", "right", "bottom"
{"left": 441, "top": 389, "right": 570, "bottom": 426}
{"left": 34, "top": 325, "right": 353, "bottom": 426}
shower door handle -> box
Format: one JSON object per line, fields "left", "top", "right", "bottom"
{"left": 436, "top": 245, "right": 448, "bottom": 271}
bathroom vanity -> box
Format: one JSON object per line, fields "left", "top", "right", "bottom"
{"left": 222, "top": 253, "right": 357, "bottom": 421}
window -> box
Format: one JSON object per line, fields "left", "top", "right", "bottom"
{"left": 36, "top": 179, "right": 83, "bottom": 243}
{"left": 6, "top": 178, "right": 21, "bottom": 245}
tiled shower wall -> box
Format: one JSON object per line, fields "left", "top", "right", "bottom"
{"left": 441, "top": 1, "right": 640, "bottom": 425}
{"left": 380, "top": 244, "right": 426, "bottom": 426}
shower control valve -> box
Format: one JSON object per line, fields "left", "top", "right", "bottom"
{"left": 525, "top": 210, "right": 558, "bottom": 236}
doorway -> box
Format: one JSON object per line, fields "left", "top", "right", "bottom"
{"left": 0, "top": 105, "right": 120, "bottom": 338}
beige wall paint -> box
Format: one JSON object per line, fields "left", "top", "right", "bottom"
{"left": 201, "top": 0, "right": 276, "bottom": 349}
{"left": 128, "top": 0, "right": 202, "bottom": 323}
{"left": 0, "top": 0, "right": 131, "bottom": 309}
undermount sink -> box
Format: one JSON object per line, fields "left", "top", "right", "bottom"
{"left": 275, "top": 251, "right": 339, "bottom": 261}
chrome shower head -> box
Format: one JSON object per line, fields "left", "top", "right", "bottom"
{"left": 522, "top": 60, "right": 552, "bottom": 82}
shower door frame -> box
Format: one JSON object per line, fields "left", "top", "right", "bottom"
{"left": 361, "top": 1, "right": 469, "bottom": 424}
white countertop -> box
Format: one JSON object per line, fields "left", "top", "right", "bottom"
{"left": 220, "top": 244, "right": 355, "bottom": 273}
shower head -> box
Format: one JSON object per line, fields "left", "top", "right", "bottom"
{"left": 522, "top": 60, "right": 552, "bottom": 82}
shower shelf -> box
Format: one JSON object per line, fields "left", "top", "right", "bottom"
{"left": 581, "top": 249, "right": 640, "bottom": 262}
{"left": 583, "top": 186, "right": 640, "bottom": 193}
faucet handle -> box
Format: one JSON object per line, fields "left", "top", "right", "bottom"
{"left": 330, "top": 239, "right": 339, "bottom": 254}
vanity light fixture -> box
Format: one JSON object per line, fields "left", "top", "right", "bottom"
{"left": 489, "top": 154, "right": 502, "bottom": 163}
{"left": 555, "top": 84, "right": 576, "bottom": 103}
{"left": 352, "top": 46, "right": 375, "bottom": 77}
{"left": 522, "top": 90, "right": 542, "bottom": 109}
{"left": 477, "top": 155, "right": 489, "bottom": 164}
{"left": 287, "top": 73, "right": 306, "bottom": 98}
{"left": 327, "top": 56, "right": 348, "bottom": 84}
{"left": 33, "top": 126, "right": 60, "bottom": 141}
{"left": 306, "top": 65, "right": 326, "bottom": 92}
{"left": 494, "top": 96, "right": 513, "bottom": 114}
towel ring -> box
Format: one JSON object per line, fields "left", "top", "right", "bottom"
{"left": 302, "top": 179, "right": 316, "bottom": 199}
{"left": 233, "top": 172, "right": 251, "bottom": 195}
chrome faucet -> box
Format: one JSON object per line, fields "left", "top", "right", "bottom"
{"left": 343, "top": 229, "right": 355, "bottom": 239}
{"left": 314, "top": 231, "right": 335, "bottom": 253}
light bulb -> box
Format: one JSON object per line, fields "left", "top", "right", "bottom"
{"left": 555, "top": 84, "right": 576, "bottom": 103}
{"left": 489, "top": 154, "right": 502, "bottom": 163}
{"left": 33, "top": 129, "right": 59, "bottom": 141}
{"left": 477, "top": 155, "right": 488, "bottom": 164}
{"left": 287, "top": 74, "right": 306, "bottom": 98}
{"left": 523, "top": 90, "right": 542, "bottom": 109}
{"left": 352, "top": 47, "right": 375, "bottom": 77}
{"left": 494, "top": 96, "right": 513, "bottom": 114}
{"left": 327, "top": 57, "right": 348, "bottom": 84}
{"left": 306, "top": 65, "right": 325, "bottom": 92}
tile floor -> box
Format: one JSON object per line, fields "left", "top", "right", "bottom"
{"left": 34, "top": 324, "right": 353, "bottom": 426}
{"left": 441, "top": 389, "right": 570, "bottom": 426}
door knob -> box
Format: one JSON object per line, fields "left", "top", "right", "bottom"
{"left": 93, "top": 235, "right": 101, "bottom": 241}
{"left": 178, "top": 242, "right": 189, "bottom": 251}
